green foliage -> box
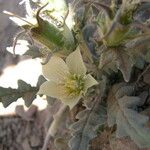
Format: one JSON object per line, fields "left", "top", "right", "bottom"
{"left": 31, "top": 3, "right": 75, "bottom": 53}
{"left": 69, "top": 100, "right": 106, "bottom": 150}
{"left": 30, "top": 16, "right": 75, "bottom": 52}
{"left": 69, "top": 78, "right": 107, "bottom": 150}
{"left": 99, "top": 48, "right": 134, "bottom": 82}
{"left": 0, "top": 75, "right": 44, "bottom": 108}
{"left": 96, "top": 0, "right": 150, "bottom": 82}
{"left": 126, "top": 35, "right": 150, "bottom": 65}
{"left": 2, "top": 0, "right": 150, "bottom": 149}
{"left": 107, "top": 83, "right": 150, "bottom": 148}
{"left": 6, "top": 0, "right": 75, "bottom": 56}
{"left": 23, "top": 45, "right": 44, "bottom": 59}
{"left": 0, "top": 80, "right": 38, "bottom": 107}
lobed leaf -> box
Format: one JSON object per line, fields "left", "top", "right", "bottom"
{"left": 99, "top": 49, "right": 134, "bottom": 82}
{"left": 23, "top": 45, "right": 44, "bottom": 59}
{"left": 107, "top": 83, "right": 150, "bottom": 148}
{"left": 6, "top": 2, "right": 76, "bottom": 55}
{"left": 115, "top": 49, "right": 134, "bottom": 82}
{"left": 31, "top": 4, "right": 76, "bottom": 53}
{"left": 69, "top": 77, "right": 107, "bottom": 150}
{"left": 0, "top": 80, "right": 39, "bottom": 107}
{"left": 99, "top": 49, "right": 117, "bottom": 74}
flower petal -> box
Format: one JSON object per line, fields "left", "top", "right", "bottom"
{"left": 84, "top": 74, "right": 98, "bottom": 91}
{"left": 66, "top": 47, "right": 86, "bottom": 76}
{"left": 43, "top": 56, "right": 69, "bottom": 82}
{"left": 62, "top": 96, "right": 81, "bottom": 109}
{"left": 37, "top": 81, "right": 66, "bottom": 99}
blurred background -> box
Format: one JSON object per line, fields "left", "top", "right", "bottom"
{"left": 0, "top": 0, "right": 49, "bottom": 114}
{"left": 0, "top": 1, "right": 48, "bottom": 149}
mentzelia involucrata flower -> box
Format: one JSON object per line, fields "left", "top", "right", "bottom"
{"left": 38, "top": 48, "right": 98, "bottom": 109}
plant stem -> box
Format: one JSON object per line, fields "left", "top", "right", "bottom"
{"left": 42, "top": 104, "right": 68, "bottom": 150}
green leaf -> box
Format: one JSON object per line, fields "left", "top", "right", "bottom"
{"left": 31, "top": 11, "right": 75, "bottom": 52}
{"left": 99, "top": 49, "right": 118, "bottom": 74}
{"left": 0, "top": 80, "right": 39, "bottom": 108}
{"left": 36, "top": 75, "right": 47, "bottom": 87}
{"left": 23, "top": 92, "right": 37, "bottom": 107}
{"left": 114, "top": 49, "right": 134, "bottom": 82}
{"left": 107, "top": 83, "right": 150, "bottom": 148}
{"left": 0, "top": 87, "right": 21, "bottom": 107}
{"left": 23, "top": 45, "right": 43, "bottom": 59}
{"left": 18, "top": 80, "right": 33, "bottom": 91}
{"left": 99, "top": 49, "right": 134, "bottom": 81}
{"left": 7, "top": 2, "right": 75, "bottom": 55}
{"left": 107, "top": 83, "right": 135, "bottom": 126}
{"left": 127, "top": 36, "right": 150, "bottom": 65}
{"left": 69, "top": 77, "right": 107, "bottom": 150}
{"left": 69, "top": 100, "right": 106, "bottom": 150}
{"left": 18, "top": 80, "right": 39, "bottom": 107}
{"left": 62, "top": 24, "right": 75, "bottom": 51}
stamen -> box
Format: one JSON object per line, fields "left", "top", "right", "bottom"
{"left": 64, "top": 74, "right": 85, "bottom": 97}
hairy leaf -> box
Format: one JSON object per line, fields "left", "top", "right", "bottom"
{"left": 0, "top": 80, "right": 39, "bottom": 107}
{"left": 107, "top": 83, "right": 150, "bottom": 148}
{"left": 6, "top": 2, "right": 75, "bottom": 54}
{"left": 30, "top": 5, "right": 75, "bottom": 52}
{"left": 126, "top": 36, "right": 150, "bottom": 65}
{"left": 69, "top": 77, "right": 107, "bottom": 150}
{"left": 99, "top": 49, "right": 117, "bottom": 74}
{"left": 107, "top": 83, "right": 135, "bottom": 126}
{"left": 99, "top": 49, "right": 133, "bottom": 81}
{"left": 114, "top": 49, "right": 134, "bottom": 82}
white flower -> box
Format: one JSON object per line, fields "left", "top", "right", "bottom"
{"left": 38, "top": 47, "right": 98, "bottom": 109}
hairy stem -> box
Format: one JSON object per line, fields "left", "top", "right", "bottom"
{"left": 42, "top": 104, "right": 69, "bottom": 150}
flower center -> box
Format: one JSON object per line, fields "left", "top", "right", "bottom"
{"left": 64, "top": 74, "right": 85, "bottom": 96}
